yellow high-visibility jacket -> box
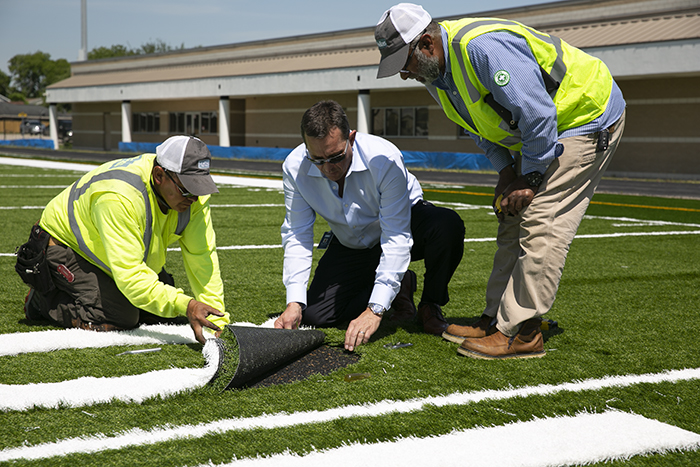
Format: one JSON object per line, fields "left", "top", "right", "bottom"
{"left": 40, "top": 153, "right": 229, "bottom": 329}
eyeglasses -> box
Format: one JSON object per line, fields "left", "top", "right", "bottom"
{"left": 164, "top": 170, "right": 195, "bottom": 198}
{"left": 306, "top": 137, "right": 350, "bottom": 166}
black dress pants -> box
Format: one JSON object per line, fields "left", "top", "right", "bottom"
{"left": 302, "top": 200, "right": 465, "bottom": 327}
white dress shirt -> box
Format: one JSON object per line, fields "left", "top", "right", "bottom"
{"left": 281, "top": 132, "right": 423, "bottom": 311}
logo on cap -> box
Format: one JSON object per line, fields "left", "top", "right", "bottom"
{"left": 376, "top": 38, "right": 388, "bottom": 49}
{"left": 198, "top": 160, "right": 210, "bottom": 170}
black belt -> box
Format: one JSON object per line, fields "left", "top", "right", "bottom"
{"left": 607, "top": 114, "right": 623, "bottom": 134}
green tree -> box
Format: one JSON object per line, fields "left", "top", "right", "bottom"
{"left": 138, "top": 39, "right": 185, "bottom": 54}
{"left": 7, "top": 92, "right": 27, "bottom": 104}
{"left": 8, "top": 52, "right": 70, "bottom": 99}
{"left": 43, "top": 58, "right": 70, "bottom": 88}
{"left": 0, "top": 69, "right": 11, "bottom": 97}
{"left": 87, "top": 44, "right": 137, "bottom": 60}
{"left": 87, "top": 39, "right": 186, "bottom": 60}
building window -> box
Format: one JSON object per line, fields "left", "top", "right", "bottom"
{"left": 169, "top": 112, "right": 218, "bottom": 135}
{"left": 132, "top": 112, "right": 161, "bottom": 133}
{"left": 372, "top": 107, "right": 428, "bottom": 137}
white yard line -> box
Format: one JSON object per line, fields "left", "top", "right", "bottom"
{"left": 585, "top": 214, "right": 700, "bottom": 229}
{"left": 0, "top": 204, "right": 284, "bottom": 211}
{"left": 0, "top": 157, "right": 97, "bottom": 173}
{"left": 0, "top": 185, "right": 71, "bottom": 189}
{"left": 0, "top": 324, "right": 197, "bottom": 357}
{"left": 0, "top": 339, "right": 220, "bottom": 413}
{"left": 0, "top": 156, "right": 283, "bottom": 189}
{"left": 575, "top": 230, "right": 700, "bottom": 239}
{"left": 3, "top": 229, "right": 700, "bottom": 258}
{"left": 1, "top": 367, "right": 699, "bottom": 462}
{"left": 204, "top": 411, "right": 700, "bottom": 467}
{"left": 0, "top": 321, "right": 274, "bottom": 357}
{"left": 0, "top": 205, "right": 46, "bottom": 210}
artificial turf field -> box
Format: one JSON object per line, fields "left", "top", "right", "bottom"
{"left": 0, "top": 155, "right": 699, "bottom": 466}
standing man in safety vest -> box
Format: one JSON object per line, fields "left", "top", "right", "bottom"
{"left": 18, "top": 136, "right": 229, "bottom": 344}
{"left": 374, "top": 3, "right": 626, "bottom": 359}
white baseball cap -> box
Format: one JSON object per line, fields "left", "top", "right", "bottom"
{"left": 375, "top": 3, "right": 432, "bottom": 78}
{"left": 156, "top": 135, "right": 218, "bottom": 196}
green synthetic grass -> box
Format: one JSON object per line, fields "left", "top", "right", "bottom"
{"left": 1, "top": 160, "right": 699, "bottom": 466}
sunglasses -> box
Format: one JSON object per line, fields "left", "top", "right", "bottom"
{"left": 400, "top": 40, "right": 421, "bottom": 74}
{"left": 164, "top": 170, "right": 195, "bottom": 198}
{"left": 306, "top": 137, "right": 350, "bottom": 166}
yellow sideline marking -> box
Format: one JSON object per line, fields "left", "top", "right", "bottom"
{"left": 424, "top": 188, "right": 700, "bottom": 213}
{"left": 424, "top": 188, "right": 491, "bottom": 197}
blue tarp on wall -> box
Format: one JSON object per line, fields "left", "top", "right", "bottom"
{"left": 401, "top": 150, "right": 493, "bottom": 171}
{"left": 0, "top": 139, "right": 55, "bottom": 149}
{"left": 118, "top": 142, "right": 493, "bottom": 171}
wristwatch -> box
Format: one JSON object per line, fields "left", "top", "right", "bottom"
{"left": 368, "top": 303, "right": 385, "bottom": 317}
{"left": 524, "top": 171, "right": 544, "bottom": 188}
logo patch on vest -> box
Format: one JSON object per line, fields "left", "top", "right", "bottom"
{"left": 494, "top": 70, "right": 510, "bottom": 86}
{"left": 57, "top": 264, "right": 75, "bottom": 283}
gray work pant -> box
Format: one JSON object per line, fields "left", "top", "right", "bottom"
{"left": 31, "top": 230, "right": 175, "bottom": 329}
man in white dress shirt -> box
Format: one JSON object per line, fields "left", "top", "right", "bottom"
{"left": 275, "top": 100, "right": 464, "bottom": 351}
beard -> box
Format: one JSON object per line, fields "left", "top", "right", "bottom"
{"left": 414, "top": 50, "right": 441, "bottom": 83}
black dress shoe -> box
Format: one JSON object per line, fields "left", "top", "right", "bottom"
{"left": 417, "top": 302, "right": 448, "bottom": 335}
{"left": 390, "top": 270, "right": 417, "bottom": 321}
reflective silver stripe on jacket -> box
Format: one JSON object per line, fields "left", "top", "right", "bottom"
{"left": 67, "top": 170, "right": 191, "bottom": 273}
{"left": 175, "top": 208, "right": 189, "bottom": 235}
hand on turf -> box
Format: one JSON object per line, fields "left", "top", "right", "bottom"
{"left": 344, "top": 308, "right": 382, "bottom": 352}
{"left": 275, "top": 302, "right": 303, "bottom": 330}
{"left": 186, "top": 299, "right": 224, "bottom": 344}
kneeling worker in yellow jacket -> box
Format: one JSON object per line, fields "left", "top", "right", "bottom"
{"left": 18, "top": 135, "right": 229, "bottom": 343}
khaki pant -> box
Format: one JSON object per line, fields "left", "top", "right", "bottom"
{"left": 485, "top": 112, "right": 626, "bottom": 336}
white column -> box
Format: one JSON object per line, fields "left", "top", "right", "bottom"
{"left": 49, "top": 104, "right": 59, "bottom": 150}
{"left": 121, "top": 100, "right": 132, "bottom": 143}
{"left": 218, "top": 97, "right": 231, "bottom": 147}
{"left": 357, "top": 90, "right": 371, "bottom": 134}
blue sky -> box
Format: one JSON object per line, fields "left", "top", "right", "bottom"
{"left": 0, "top": 0, "right": 561, "bottom": 75}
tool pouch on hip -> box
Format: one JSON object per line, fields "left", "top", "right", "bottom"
{"left": 15, "top": 224, "right": 55, "bottom": 294}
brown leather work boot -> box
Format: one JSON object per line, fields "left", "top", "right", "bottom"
{"left": 442, "top": 315, "right": 497, "bottom": 344}
{"left": 417, "top": 302, "right": 448, "bottom": 335}
{"left": 71, "top": 316, "right": 127, "bottom": 332}
{"left": 390, "top": 270, "right": 417, "bottom": 321}
{"left": 457, "top": 318, "right": 545, "bottom": 359}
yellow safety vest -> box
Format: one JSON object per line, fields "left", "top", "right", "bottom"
{"left": 437, "top": 18, "right": 613, "bottom": 150}
{"left": 40, "top": 153, "right": 228, "bottom": 326}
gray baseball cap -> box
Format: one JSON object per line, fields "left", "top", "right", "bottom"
{"left": 156, "top": 135, "right": 218, "bottom": 196}
{"left": 375, "top": 3, "right": 432, "bottom": 78}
